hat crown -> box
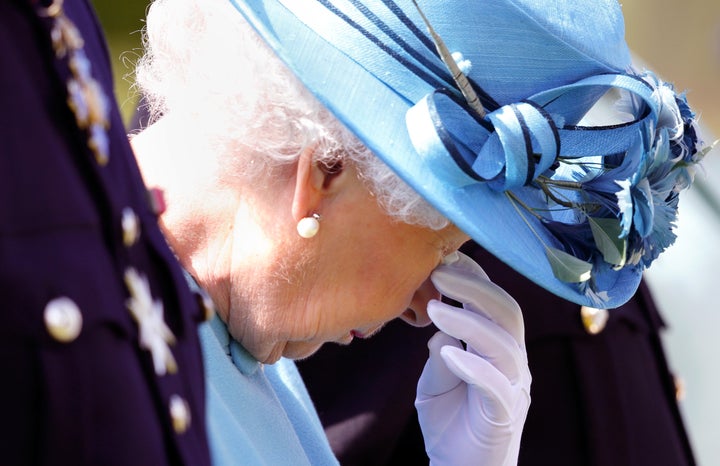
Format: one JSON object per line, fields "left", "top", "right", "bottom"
{"left": 504, "top": 0, "right": 631, "bottom": 69}
{"left": 411, "top": 0, "right": 632, "bottom": 106}
{"left": 265, "top": 0, "right": 632, "bottom": 111}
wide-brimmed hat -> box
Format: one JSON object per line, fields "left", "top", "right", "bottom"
{"left": 229, "top": 0, "right": 704, "bottom": 308}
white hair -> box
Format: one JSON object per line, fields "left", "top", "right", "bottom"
{"left": 135, "top": 0, "right": 448, "bottom": 230}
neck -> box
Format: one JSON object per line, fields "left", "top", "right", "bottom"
{"left": 130, "top": 117, "right": 300, "bottom": 328}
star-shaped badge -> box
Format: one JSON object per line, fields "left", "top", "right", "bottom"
{"left": 124, "top": 268, "right": 177, "bottom": 376}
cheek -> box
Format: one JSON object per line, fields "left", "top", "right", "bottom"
{"left": 328, "top": 223, "right": 441, "bottom": 325}
{"left": 366, "top": 256, "right": 436, "bottom": 316}
{"left": 332, "top": 266, "right": 412, "bottom": 327}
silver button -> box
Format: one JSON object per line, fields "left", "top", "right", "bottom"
{"left": 121, "top": 207, "right": 141, "bottom": 247}
{"left": 44, "top": 297, "right": 83, "bottom": 343}
{"left": 580, "top": 306, "right": 609, "bottom": 335}
{"left": 169, "top": 395, "right": 191, "bottom": 434}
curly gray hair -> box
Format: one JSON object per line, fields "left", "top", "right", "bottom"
{"left": 135, "top": 0, "right": 448, "bottom": 230}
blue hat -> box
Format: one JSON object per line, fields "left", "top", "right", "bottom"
{"left": 228, "top": 0, "right": 704, "bottom": 308}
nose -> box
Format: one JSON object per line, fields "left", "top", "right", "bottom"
{"left": 400, "top": 277, "right": 440, "bottom": 327}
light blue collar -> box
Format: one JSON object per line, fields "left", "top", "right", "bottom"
{"left": 185, "top": 271, "right": 261, "bottom": 376}
{"left": 206, "top": 315, "right": 261, "bottom": 376}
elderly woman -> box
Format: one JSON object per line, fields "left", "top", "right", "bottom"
{"left": 130, "top": 0, "right": 703, "bottom": 464}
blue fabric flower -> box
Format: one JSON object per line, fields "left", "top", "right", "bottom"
{"left": 526, "top": 71, "right": 705, "bottom": 292}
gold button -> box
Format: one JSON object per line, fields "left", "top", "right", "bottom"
{"left": 580, "top": 306, "right": 608, "bottom": 335}
{"left": 196, "top": 289, "right": 216, "bottom": 322}
{"left": 121, "top": 207, "right": 141, "bottom": 247}
{"left": 169, "top": 395, "right": 191, "bottom": 434}
{"left": 44, "top": 297, "right": 83, "bottom": 343}
{"left": 674, "top": 375, "right": 686, "bottom": 401}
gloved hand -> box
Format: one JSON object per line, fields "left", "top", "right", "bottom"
{"left": 415, "top": 251, "right": 531, "bottom": 466}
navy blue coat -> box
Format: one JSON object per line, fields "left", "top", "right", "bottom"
{"left": 297, "top": 242, "right": 696, "bottom": 466}
{"left": 0, "top": 1, "right": 211, "bottom": 464}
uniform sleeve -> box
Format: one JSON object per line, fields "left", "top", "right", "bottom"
{"left": 0, "top": 1, "right": 211, "bottom": 464}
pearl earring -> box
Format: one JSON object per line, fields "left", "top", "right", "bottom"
{"left": 296, "top": 213, "right": 321, "bottom": 238}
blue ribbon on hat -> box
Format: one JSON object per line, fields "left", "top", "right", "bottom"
{"left": 406, "top": 73, "right": 658, "bottom": 191}
{"left": 262, "top": 0, "right": 657, "bottom": 194}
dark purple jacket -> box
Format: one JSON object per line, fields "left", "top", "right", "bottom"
{"left": 0, "top": 1, "right": 211, "bottom": 464}
{"left": 297, "top": 242, "right": 696, "bottom": 466}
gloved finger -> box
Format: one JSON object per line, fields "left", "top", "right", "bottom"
{"left": 417, "top": 330, "right": 463, "bottom": 397}
{"left": 440, "top": 345, "right": 516, "bottom": 424}
{"left": 432, "top": 259, "right": 523, "bottom": 342}
{"left": 428, "top": 300, "right": 525, "bottom": 382}
{"left": 431, "top": 261, "right": 524, "bottom": 345}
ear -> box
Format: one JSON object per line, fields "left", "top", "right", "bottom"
{"left": 291, "top": 146, "right": 346, "bottom": 221}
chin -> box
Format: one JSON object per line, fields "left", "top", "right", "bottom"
{"left": 282, "top": 342, "right": 324, "bottom": 361}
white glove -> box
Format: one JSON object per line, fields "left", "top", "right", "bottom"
{"left": 415, "top": 251, "right": 531, "bottom": 466}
